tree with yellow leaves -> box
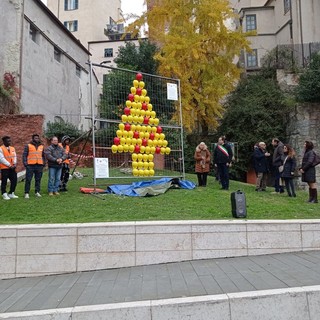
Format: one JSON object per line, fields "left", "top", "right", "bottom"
{"left": 127, "top": 0, "right": 250, "bottom": 134}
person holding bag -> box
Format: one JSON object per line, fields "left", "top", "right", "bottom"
{"left": 281, "top": 144, "right": 297, "bottom": 197}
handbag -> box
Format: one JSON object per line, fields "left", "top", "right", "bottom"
{"left": 279, "top": 156, "right": 288, "bottom": 173}
{"left": 312, "top": 152, "right": 320, "bottom": 167}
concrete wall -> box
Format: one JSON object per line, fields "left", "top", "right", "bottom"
{"left": 0, "top": 0, "right": 23, "bottom": 86}
{"left": 0, "top": 0, "right": 95, "bottom": 130}
{"left": 2, "top": 220, "right": 320, "bottom": 280}
{"left": 21, "top": 0, "right": 92, "bottom": 127}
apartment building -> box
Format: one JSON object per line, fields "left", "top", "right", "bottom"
{"left": 231, "top": 0, "right": 320, "bottom": 69}
{"left": 47, "top": 0, "right": 122, "bottom": 44}
{"left": 47, "top": 0, "right": 141, "bottom": 86}
{"left": 0, "top": 0, "right": 95, "bottom": 130}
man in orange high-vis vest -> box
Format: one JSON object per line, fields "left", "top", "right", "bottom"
{"left": 22, "top": 134, "right": 45, "bottom": 199}
{"left": 0, "top": 136, "right": 18, "bottom": 200}
{"left": 59, "top": 135, "right": 71, "bottom": 192}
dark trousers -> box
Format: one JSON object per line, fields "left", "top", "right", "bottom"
{"left": 217, "top": 163, "right": 229, "bottom": 190}
{"left": 284, "top": 178, "right": 296, "bottom": 197}
{"left": 274, "top": 168, "right": 284, "bottom": 193}
{"left": 24, "top": 165, "right": 43, "bottom": 194}
{"left": 60, "top": 164, "right": 70, "bottom": 190}
{"left": 197, "top": 172, "right": 208, "bottom": 187}
{"left": 1, "top": 168, "right": 17, "bottom": 194}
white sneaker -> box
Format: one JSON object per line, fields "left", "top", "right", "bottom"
{"left": 35, "top": 192, "right": 42, "bottom": 198}
{"left": 8, "top": 193, "right": 19, "bottom": 199}
{"left": 24, "top": 193, "right": 30, "bottom": 199}
{"left": 2, "top": 193, "right": 10, "bottom": 200}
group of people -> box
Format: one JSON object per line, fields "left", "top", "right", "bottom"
{"left": 253, "top": 138, "right": 318, "bottom": 203}
{"left": 194, "top": 136, "right": 233, "bottom": 190}
{"left": 194, "top": 136, "right": 318, "bottom": 204}
{"left": 0, "top": 135, "right": 71, "bottom": 200}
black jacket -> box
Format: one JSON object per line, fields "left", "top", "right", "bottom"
{"left": 301, "top": 149, "right": 316, "bottom": 183}
{"left": 281, "top": 153, "right": 296, "bottom": 178}
{"left": 214, "top": 143, "right": 233, "bottom": 164}
{"left": 253, "top": 147, "right": 269, "bottom": 173}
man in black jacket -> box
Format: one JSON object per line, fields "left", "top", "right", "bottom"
{"left": 253, "top": 142, "right": 270, "bottom": 191}
{"left": 214, "top": 136, "right": 233, "bottom": 190}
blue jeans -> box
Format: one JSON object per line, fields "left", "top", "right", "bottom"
{"left": 274, "top": 167, "right": 284, "bottom": 193}
{"left": 48, "top": 167, "right": 62, "bottom": 192}
{"left": 24, "top": 165, "right": 43, "bottom": 194}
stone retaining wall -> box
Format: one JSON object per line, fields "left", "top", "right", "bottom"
{"left": 1, "top": 220, "right": 320, "bottom": 279}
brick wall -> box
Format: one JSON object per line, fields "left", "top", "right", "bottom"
{"left": 0, "top": 115, "right": 44, "bottom": 172}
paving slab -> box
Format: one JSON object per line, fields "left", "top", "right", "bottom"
{"left": 1, "top": 251, "right": 320, "bottom": 313}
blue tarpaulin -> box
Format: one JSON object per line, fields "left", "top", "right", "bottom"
{"left": 105, "top": 178, "right": 196, "bottom": 197}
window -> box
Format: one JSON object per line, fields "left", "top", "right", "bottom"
{"left": 246, "top": 49, "right": 258, "bottom": 68}
{"left": 284, "top": 0, "right": 291, "bottom": 14}
{"left": 76, "top": 65, "right": 81, "bottom": 78}
{"left": 104, "top": 48, "right": 113, "bottom": 57}
{"left": 64, "top": 0, "right": 78, "bottom": 10}
{"left": 64, "top": 20, "right": 78, "bottom": 32}
{"left": 29, "top": 24, "right": 39, "bottom": 43}
{"left": 246, "top": 15, "right": 256, "bottom": 31}
{"left": 54, "top": 46, "right": 62, "bottom": 62}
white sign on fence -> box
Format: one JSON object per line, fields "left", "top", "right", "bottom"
{"left": 167, "top": 83, "right": 178, "bottom": 101}
{"left": 94, "top": 158, "right": 109, "bottom": 178}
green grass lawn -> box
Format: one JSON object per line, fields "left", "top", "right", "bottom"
{"left": 0, "top": 168, "right": 319, "bottom": 224}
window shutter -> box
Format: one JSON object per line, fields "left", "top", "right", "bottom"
{"left": 74, "top": 20, "right": 78, "bottom": 31}
{"left": 75, "top": 0, "right": 78, "bottom": 9}
{"left": 64, "top": 0, "right": 68, "bottom": 10}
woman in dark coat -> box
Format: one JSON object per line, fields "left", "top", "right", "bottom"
{"left": 194, "top": 142, "right": 211, "bottom": 187}
{"left": 299, "top": 141, "right": 317, "bottom": 203}
{"left": 281, "top": 144, "right": 297, "bottom": 197}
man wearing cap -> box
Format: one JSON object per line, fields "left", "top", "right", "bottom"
{"left": 0, "top": 136, "right": 18, "bottom": 200}
{"left": 59, "top": 135, "right": 71, "bottom": 192}
{"left": 23, "top": 134, "right": 45, "bottom": 199}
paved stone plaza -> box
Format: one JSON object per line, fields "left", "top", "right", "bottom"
{"left": 1, "top": 250, "right": 320, "bottom": 314}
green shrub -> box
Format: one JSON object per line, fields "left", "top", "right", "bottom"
{"left": 45, "top": 120, "right": 82, "bottom": 140}
{"left": 295, "top": 53, "right": 320, "bottom": 103}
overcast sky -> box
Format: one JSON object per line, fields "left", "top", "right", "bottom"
{"left": 41, "top": 0, "right": 145, "bottom": 16}
{"left": 121, "top": 0, "right": 145, "bottom": 16}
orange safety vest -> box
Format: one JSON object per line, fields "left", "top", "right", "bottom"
{"left": 27, "top": 144, "right": 44, "bottom": 165}
{"left": 59, "top": 143, "right": 70, "bottom": 164}
{"left": 0, "top": 145, "right": 16, "bottom": 169}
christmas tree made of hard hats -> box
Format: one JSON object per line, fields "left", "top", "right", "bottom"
{"left": 111, "top": 73, "right": 171, "bottom": 177}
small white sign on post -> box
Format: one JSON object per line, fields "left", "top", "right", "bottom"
{"left": 94, "top": 158, "right": 109, "bottom": 178}
{"left": 167, "top": 83, "right": 178, "bottom": 101}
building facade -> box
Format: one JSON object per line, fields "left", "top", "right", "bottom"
{"left": 47, "top": 0, "right": 122, "bottom": 45}
{"left": 231, "top": 0, "right": 320, "bottom": 69}
{"left": 47, "top": 0, "right": 141, "bottom": 88}
{"left": 0, "top": 0, "right": 95, "bottom": 130}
